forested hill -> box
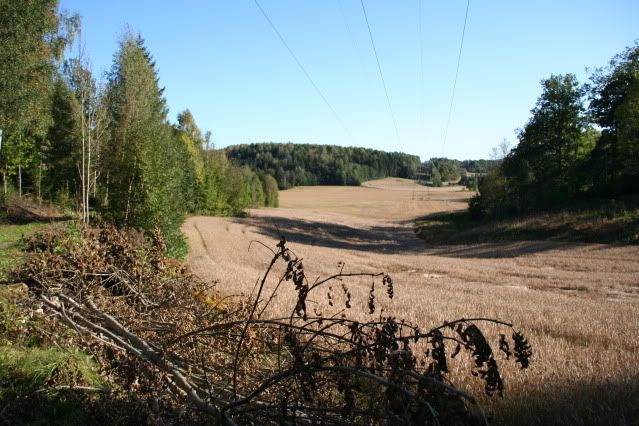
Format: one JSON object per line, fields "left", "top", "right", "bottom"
{"left": 225, "top": 143, "right": 421, "bottom": 189}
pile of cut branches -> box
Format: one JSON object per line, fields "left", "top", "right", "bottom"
{"left": 7, "top": 223, "right": 532, "bottom": 425}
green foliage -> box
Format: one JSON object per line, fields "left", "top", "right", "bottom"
{"left": 425, "top": 158, "right": 460, "bottom": 184}
{"left": 420, "top": 199, "right": 639, "bottom": 245}
{"left": 52, "top": 221, "right": 85, "bottom": 255}
{"left": 431, "top": 164, "right": 442, "bottom": 187}
{"left": 473, "top": 43, "right": 639, "bottom": 221}
{"left": 262, "top": 174, "right": 279, "bottom": 207}
{"left": 0, "top": 222, "right": 46, "bottom": 246}
{"left": 460, "top": 159, "right": 497, "bottom": 174}
{"left": 0, "top": 183, "right": 17, "bottom": 209}
{"left": 589, "top": 42, "right": 639, "bottom": 194}
{"left": 474, "top": 73, "right": 602, "bottom": 216}
{"left": 0, "top": 0, "right": 69, "bottom": 137}
{"left": 460, "top": 173, "right": 479, "bottom": 191}
{"left": 44, "top": 77, "right": 81, "bottom": 199}
{"left": 508, "top": 73, "right": 587, "bottom": 208}
{"left": 0, "top": 1, "right": 80, "bottom": 199}
{"left": 226, "top": 143, "right": 420, "bottom": 189}
{"left": 177, "top": 109, "right": 205, "bottom": 148}
{"left": 0, "top": 346, "right": 106, "bottom": 392}
{"left": 0, "top": 344, "right": 107, "bottom": 425}
{"left": 195, "top": 148, "right": 278, "bottom": 216}
{"left": 102, "top": 33, "right": 187, "bottom": 253}
{"left": 164, "top": 230, "right": 189, "bottom": 260}
{"left": 2, "top": 134, "right": 35, "bottom": 178}
{"left": 199, "top": 150, "right": 232, "bottom": 214}
{"left": 0, "top": 222, "right": 45, "bottom": 280}
{"left": 471, "top": 166, "right": 512, "bottom": 218}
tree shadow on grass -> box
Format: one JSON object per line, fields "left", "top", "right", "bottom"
{"left": 234, "top": 215, "right": 425, "bottom": 255}
{"left": 0, "top": 390, "right": 212, "bottom": 426}
{"left": 490, "top": 374, "right": 639, "bottom": 426}
{"left": 233, "top": 214, "right": 582, "bottom": 259}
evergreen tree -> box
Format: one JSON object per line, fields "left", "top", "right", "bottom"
{"left": 45, "top": 78, "right": 79, "bottom": 201}
{"left": 104, "top": 33, "right": 186, "bottom": 255}
{"left": 226, "top": 143, "right": 420, "bottom": 189}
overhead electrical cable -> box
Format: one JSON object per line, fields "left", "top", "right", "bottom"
{"left": 359, "top": 0, "right": 401, "bottom": 146}
{"left": 414, "top": 0, "right": 425, "bottom": 201}
{"left": 418, "top": 0, "right": 425, "bottom": 146}
{"left": 252, "top": 0, "right": 354, "bottom": 142}
{"left": 441, "top": 0, "right": 470, "bottom": 155}
{"left": 337, "top": 0, "right": 366, "bottom": 72}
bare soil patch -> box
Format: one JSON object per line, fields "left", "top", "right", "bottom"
{"left": 279, "top": 178, "right": 471, "bottom": 220}
{"left": 184, "top": 178, "right": 639, "bottom": 424}
{"left": 3, "top": 196, "right": 65, "bottom": 224}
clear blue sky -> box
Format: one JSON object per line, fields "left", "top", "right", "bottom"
{"left": 59, "top": 0, "right": 638, "bottom": 161}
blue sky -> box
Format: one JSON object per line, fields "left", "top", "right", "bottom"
{"left": 59, "top": 1, "right": 638, "bottom": 161}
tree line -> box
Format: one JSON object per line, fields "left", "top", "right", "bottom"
{"left": 472, "top": 43, "right": 639, "bottom": 218}
{"left": 418, "top": 158, "right": 496, "bottom": 188}
{"left": 226, "top": 143, "right": 421, "bottom": 189}
{"left": 0, "top": 1, "right": 278, "bottom": 257}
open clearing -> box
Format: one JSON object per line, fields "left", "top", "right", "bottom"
{"left": 184, "top": 178, "right": 639, "bottom": 424}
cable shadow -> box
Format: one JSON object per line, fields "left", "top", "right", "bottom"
{"left": 422, "top": 240, "right": 580, "bottom": 259}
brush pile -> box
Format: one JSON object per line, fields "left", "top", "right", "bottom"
{"left": 8, "top": 223, "right": 532, "bottom": 425}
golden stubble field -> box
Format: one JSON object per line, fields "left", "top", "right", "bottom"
{"left": 184, "top": 178, "right": 639, "bottom": 425}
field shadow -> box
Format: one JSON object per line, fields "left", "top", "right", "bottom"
{"left": 236, "top": 215, "right": 579, "bottom": 258}
{"left": 422, "top": 240, "right": 579, "bottom": 259}
{"left": 234, "top": 215, "right": 425, "bottom": 254}
{"left": 491, "top": 374, "right": 639, "bottom": 425}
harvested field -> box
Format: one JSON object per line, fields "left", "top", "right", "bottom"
{"left": 184, "top": 178, "right": 639, "bottom": 425}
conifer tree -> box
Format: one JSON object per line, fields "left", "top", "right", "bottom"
{"left": 104, "top": 33, "right": 187, "bottom": 255}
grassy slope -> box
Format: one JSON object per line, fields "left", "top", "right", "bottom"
{"left": 416, "top": 204, "right": 639, "bottom": 245}
{"left": 0, "top": 222, "right": 107, "bottom": 424}
{"left": 0, "top": 222, "right": 46, "bottom": 280}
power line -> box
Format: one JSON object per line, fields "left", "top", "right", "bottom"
{"left": 359, "top": 0, "right": 401, "bottom": 146}
{"left": 418, "top": 0, "right": 425, "bottom": 148}
{"left": 413, "top": 0, "right": 425, "bottom": 201}
{"left": 337, "top": 0, "right": 366, "bottom": 72}
{"left": 252, "top": 0, "right": 354, "bottom": 143}
{"left": 441, "top": 0, "right": 470, "bottom": 155}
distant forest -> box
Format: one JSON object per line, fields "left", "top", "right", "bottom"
{"left": 419, "top": 158, "right": 497, "bottom": 187}
{"left": 226, "top": 143, "right": 421, "bottom": 189}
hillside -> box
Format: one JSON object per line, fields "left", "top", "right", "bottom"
{"left": 225, "top": 143, "right": 421, "bottom": 189}
{"left": 185, "top": 178, "right": 639, "bottom": 425}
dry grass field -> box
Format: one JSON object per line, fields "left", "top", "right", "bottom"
{"left": 184, "top": 178, "right": 639, "bottom": 425}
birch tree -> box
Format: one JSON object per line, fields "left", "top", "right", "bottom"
{"left": 65, "top": 33, "right": 108, "bottom": 223}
